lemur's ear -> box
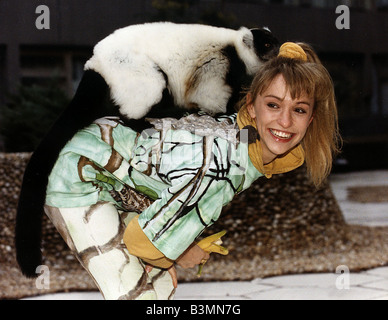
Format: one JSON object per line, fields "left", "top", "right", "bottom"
{"left": 242, "top": 30, "right": 254, "bottom": 49}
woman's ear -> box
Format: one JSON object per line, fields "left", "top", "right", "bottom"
{"left": 309, "top": 113, "right": 314, "bottom": 125}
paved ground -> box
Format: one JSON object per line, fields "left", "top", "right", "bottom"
{"left": 23, "top": 266, "right": 388, "bottom": 300}
{"left": 22, "top": 170, "right": 388, "bottom": 300}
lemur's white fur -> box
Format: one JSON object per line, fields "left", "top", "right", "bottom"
{"left": 85, "top": 22, "right": 262, "bottom": 119}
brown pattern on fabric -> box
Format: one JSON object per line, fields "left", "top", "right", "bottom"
{"left": 109, "top": 186, "right": 153, "bottom": 213}
{"left": 97, "top": 121, "right": 125, "bottom": 173}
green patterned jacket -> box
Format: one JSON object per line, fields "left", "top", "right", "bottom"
{"left": 46, "top": 113, "right": 263, "bottom": 260}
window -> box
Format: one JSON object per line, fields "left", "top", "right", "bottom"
{"left": 381, "top": 81, "right": 388, "bottom": 116}
{"left": 0, "top": 46, "right": 6, "bottom": 105}
{"left": 19, "top": 46, "right": 91, "bottom": 96}
{"left": 320, "top": 53, "right": 366, "bottom": 118}
{"left": 377, "top": 0, "right": 388, "bottom": 9}
{"left": 281, "top": 0, "right": 377, "bottom": 9}
{"left": 373, "top": 55, "right": 388, "bottom": 116}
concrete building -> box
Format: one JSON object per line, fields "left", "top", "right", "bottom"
{"left": 1, "top": 0, "right": 388, "bottom": 169}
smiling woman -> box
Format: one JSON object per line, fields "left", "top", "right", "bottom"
{"left": 237, "top": 42, "right": 341, "bottom": 187}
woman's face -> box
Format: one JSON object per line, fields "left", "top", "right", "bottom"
{"left": 247, "top": 74, "right": 314, "bottom": 164}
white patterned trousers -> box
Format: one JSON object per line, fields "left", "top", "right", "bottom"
{"left": 44, "top": 202, "right": 176, "bottom": 300}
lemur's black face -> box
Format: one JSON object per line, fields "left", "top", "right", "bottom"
{"left": 252, "top": 28, "right": 280, "bottom": 61}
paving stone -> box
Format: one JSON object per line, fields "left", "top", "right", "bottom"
{"left": 244, "top": 286, "right": 387, "bottom": 300}
{"left": 365, "top": 267, "right": 388, "bottom": 278}
{"left": 175, "top": 281, "right": 273, "bottom": 298}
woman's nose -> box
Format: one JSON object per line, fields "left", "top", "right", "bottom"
{"left": 277, "top": 110, "right": 292, "bottom": 128}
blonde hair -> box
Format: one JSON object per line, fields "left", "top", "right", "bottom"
{"left": 238, "top": 42, "right": 341, "bottom": 187}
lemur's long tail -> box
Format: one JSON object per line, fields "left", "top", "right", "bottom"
{"left": 15, "top": 70, "right": 111, "bottom": 277}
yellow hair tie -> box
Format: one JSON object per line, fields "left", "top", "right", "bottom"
{"left": 278, "top": 42, "right": 307, "bottom": 62}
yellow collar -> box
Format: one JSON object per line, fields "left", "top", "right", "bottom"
{"left": 237, "top": 106, "right": 305, "bottom": 178}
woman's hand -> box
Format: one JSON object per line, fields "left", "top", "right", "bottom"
{"left": 175, "top": 243, "right": 210, "bottom": 269}
{"left": 144, "top": 244, "right": 210, "bottom": 289}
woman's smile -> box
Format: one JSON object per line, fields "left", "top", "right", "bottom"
{"left": 268, "top": 128, "right": 295, "bottom": 141}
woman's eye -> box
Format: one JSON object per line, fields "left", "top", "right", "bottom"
{"left": 295, "top": 108, "right": 307, "bottom": 114}
{"left": 267, "top": 103, "right": 278, "bottom": 109}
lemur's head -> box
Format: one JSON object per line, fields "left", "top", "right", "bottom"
{"left": 237, "top": 26, "right": 280, "bottom": 75}
{"left": 251, "top": 27, "right": 280, "bottom": 61}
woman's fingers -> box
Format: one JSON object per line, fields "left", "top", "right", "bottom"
{"left": 144, "top": 264, "right": 153, "bottom": 273}
{"left": 168, "top": 265, "right": 178, "bottom": 288}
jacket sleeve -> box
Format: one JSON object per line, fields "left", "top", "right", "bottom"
{"left": 123, "top": 215, "right": 174, "bottom": 269}
{"left": 136, "top": 170, "right": 235, "bottom": 261}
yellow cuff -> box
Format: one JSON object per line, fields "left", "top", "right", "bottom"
{"left": 123, "top": 216, "right": 174, "bottom": 269}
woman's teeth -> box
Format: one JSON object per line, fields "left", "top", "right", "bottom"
{"left": 270, "top": 129, "right": 293, "bottom": 139}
